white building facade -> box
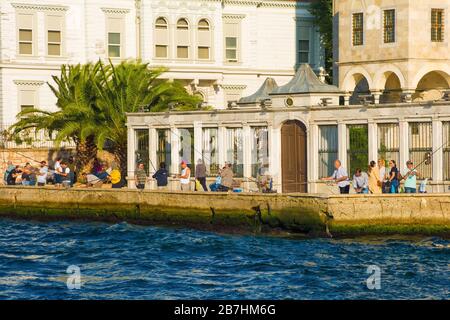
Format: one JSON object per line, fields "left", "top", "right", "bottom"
{"left": 0, "top": 0, "right": 323, "bottom": 126}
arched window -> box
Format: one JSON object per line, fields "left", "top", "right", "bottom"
{"left": 176, "top": 18, "right": 190, "bottom": 59}
{"left": 197, "top": 19, "right": 211, "bottom": 60}
{"left": 155, "top": 17, "right": 169, "bottom": 58}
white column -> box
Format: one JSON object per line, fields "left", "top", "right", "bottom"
{"left": 194, "top": 121, "right": 203, "bottom": 164}
{"left": 149, "top": 126, "right": 157, "bottom": 189}
{"left": 242, "top": 124, "right": 252, "bottom": 182}
{"left": 270, "top": 125, "right": 282, "bottom": 193}
{"left": 171, "top": 127, "right": 180, "bottom": 175}
{"left": 399, "top": 120, "right": 409, "bottom": 168}
{"left": 338, "top": 122, "right": 347, "bottom": 169}
{"left": 127, "top": 126, "right": 136, "bottom": 188}
{"left": 343, "top": 92, "right": 351, "bottom": 106}
{"left": 372, "top": 91, "right": 382, "bottom": 105}
{"left": 432, "top": 119, "right": 443, "bottom": 182}
{"left": 218, "top": 125, "right": 226, "bottom": 166}
{"left": 368, "top": 121, "right": 378, "bottom": 163}
{"left": 309, "top": 123, "right": 319, "bottom": 193}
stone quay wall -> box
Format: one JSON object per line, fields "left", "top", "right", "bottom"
{"left": 0, "top": 187, "right": 448, "bottom": 237}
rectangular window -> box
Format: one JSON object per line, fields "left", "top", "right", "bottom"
{"left": 443, "top": 122, "right": 450, "bottom": 180}
{"left": 135, "top": 129, "right": 149, "bottom": 173}
{"left": 383, "top": 9, "right": 396, "bottom": 43}
{"left": 318, "top": 125, "right": 338, "bottom": 179}
{"left": 251, "top": 127, "right": 269, "bottom": 178}
{"left": 157, "top": 129, "right": 171, "bottom": 175}
{"left": 347, "top": 124, "right": 368, "bottom": 176}
{"left": 226, "top": 128, "right": 243, "bottom": 177}
{"left": 198, "top": 46, "right": 210, "bottom": 60}
{"left": 108, "top": 33, "right": 121, "bottom": 57}
{"left": 47, "top": 15, "right": 63, "bottom": 56}
{"left": 377, "top": 123, "right": 400, "bottom": 166}
{"left": 18, "top": 89, "right": 36, "bottom": 118}
{"left": 352, "top": 13, "right": 364, "bottom": 46}
{"left": 224, "top": 20, "right": 240, "bottom": 63}
{"left": 202, "top": 128, "right": 219, "bottom": 176}
{"left": 299, "top": 40, "right": 310, "bottom": 64}
{"left": 409, "top": 122, "right": 432, "bottom": 179}
{"left": 179, "top": 128, "right": 195, "bottom": 175}
{"left": 107, "top": 17, "right": 124, "bottom": 58}
{"left": 225, "top": 37, "right": 237, "bottom": 62}
{"left": 177, "top": 46, "right": 189, "bottom": 59}
{"left": 17, "top": 14, "right": 34, "bottom": 55}
{"left": 155, "top": 45, "right": 168, "bottom": 58}
{"left": 431, "top": 9, "right": 444, "bottom": 42}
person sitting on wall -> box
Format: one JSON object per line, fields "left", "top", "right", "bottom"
{"left": 209, "top": 172, "right": 222, "bottom": 192}
{"left": 4, "top": 161, "right": 15, "bottom": 185}
{"left": 37, "top": 161, "right": 48, "bottom": 187}
{"left": 152, "top": 162, "right": 169, "bottom": 190}
{"left": 353, "top": 168, "right": 369, "bottom": 194}
{"left": 321, "top": 160, "right": 350, "bottom": 194}
{"left": 7, "top": 165, "right": 22, "bottom": 186}
{"left": 218, "top": 162, "right": 234, "bottom": 192}
{"left": 109, "top": 161, "right": 123, "bottom": 189}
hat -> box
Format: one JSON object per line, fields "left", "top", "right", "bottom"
{"left": 181, "top": 160, "right": 187, "bottom": 165}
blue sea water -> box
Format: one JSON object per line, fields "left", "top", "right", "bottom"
{"left": 0, "top": 219, "right": 448, "bottom": 300}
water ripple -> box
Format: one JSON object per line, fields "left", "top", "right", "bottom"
{"left": 0, "top": 219, "right": 448, "bottom": 300}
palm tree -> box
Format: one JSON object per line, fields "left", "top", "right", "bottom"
{"left": 11, "top": 62, "right": 102, "bottom": 171}
{"left": 92, "top": 60, "right": 201, "bottom": 173}
{"left": 11, "top": 59, "right": 201, "bottom": 175}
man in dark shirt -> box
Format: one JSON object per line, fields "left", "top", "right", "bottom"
{"left": 152, "top": 162, "right": 168, "bottom": 189}
{"left": 7, "top": 166, "right": 22, "bottom": 185}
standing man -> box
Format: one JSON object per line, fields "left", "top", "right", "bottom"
{"left": 401, "top": 160, "right": 418, "bottom": 194}
{"left": 152, "top": 162, "right": 169, "bottom": 190}
{"left": 134, "top": 163, "right": 148, "bottom": 190}
{"left": 352, "top": 168, "right": 369, "bottom": 194}
{"left": 195, "top": 159, "right": 208, "bottom": 191}
{"left": 321, "top": 160, "right": 350, "bottom": 194}
{"left": 179, "top": 160, "right": 191, "bottom": 191}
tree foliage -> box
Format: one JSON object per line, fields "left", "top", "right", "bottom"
{"left": 308, "top": 0, "right": 333, "bottom": 80}
{"left": 10, "top": 60, "right": 202, "bottom": 173}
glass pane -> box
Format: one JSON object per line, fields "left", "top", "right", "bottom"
{"left": 226, "top": 37, "right": 237, "bottom": 48}
{"left": 318, "top": 125, "right": 338, "bottom": 178}
{"left": 19, "top": 43, "right": 32, "bottom": 55}
{"left": 108, "top": 33, "right": 121, "bottom": 45}
{"left": 48, "top": 44, "right": 61, "bottom": 56}
{"left": 135, "top": 129, "right": 149, "bottom": 174}
{"left": 299, "top": 40, "right": 309, "bottom": 51}
{"left": 108, "top": 45, "right": 121, "bottom": 57}
{"left": 251, "top": 127, "right": 269, "bottom": 178}
{"left": 48, "top": 30, "right": 61, "bottom": 43}
{"left": 226, "top": 128, "right": 243, "bottom": 177}
{"left": 19, "top": 29, "right": 32, "bottom": 41}
{"left": 157, "top": 129, "right": 171, "bottom": 174}
{"left": 202, "top": 128, "right": 219, "bottom": 176}
{"left": 198, "top": 47, "right": 209, "bottom": 59}
{"left": 198, "top": 19, "right": 209, "bottom": 30}
{"left": 347, "top": 124, "right": 368, "bottom": 176}
{"left": 299, "top": 52, "right": 309, "bottom": 63}
{"left": 179, "top": 128, "right": 195, "bottom": 175}
{"left": 177, "top": 46, "right": 189, "bottom": 58}
{"left": 155, "top": 45, "right": 167, "bottom": 58}
{"left": 226, "top": 49, "right": 237, "bottom": 60}
{"left": 177, "top": 19, "right": 189, "bottom": 29}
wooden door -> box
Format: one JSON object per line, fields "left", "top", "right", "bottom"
{"left": 281, "top": 120, "right": 307, "bottom": 193}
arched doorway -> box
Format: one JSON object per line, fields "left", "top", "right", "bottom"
{"left": 281, "top": 120, "right": 307, "bottom": 193}
{"left": 380, "top": 72, "right": 402, "bottom": 103}
{"left": 414, "top": 71, "right": 450, "bottom": 101}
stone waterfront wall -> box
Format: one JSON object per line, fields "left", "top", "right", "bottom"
{"left": 0, "top": 186, "right": 448, "bottom": 237}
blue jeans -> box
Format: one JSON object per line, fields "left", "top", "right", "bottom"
{"left": 356, "top": 188, "right": 369, "bottom": 194}
{"left": 390, "top": 180, "right": 399, "bottom": 193}
{"left": 405, "top": 187, "right": 416, "bottom": 194}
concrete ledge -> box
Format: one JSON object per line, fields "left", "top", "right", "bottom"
{"left": 0, "top": 186, "right": 448, "bottom": 237}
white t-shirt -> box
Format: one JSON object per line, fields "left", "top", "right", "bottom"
{"left": 37, "top": 166, "right": 48, "bottom": 184}
{"left": 54, "top": 161, "right": 62, "bottom": 174}
{"left": 332, "top": 166, "right": 350, "bottom": 188}
{"left": 379, "top": 167, "right": 386, "bottom": 181}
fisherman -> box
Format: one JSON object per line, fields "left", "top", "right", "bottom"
{"left": 321, "top": 160, "right": 350, "bottom": 194}
{"left": 135, "top": 162, "right": 148, "bottom": 190}
{"left": 401, "top": 160, "right": 419, "bottom": 194}
{"left": 152, "top": 162, "right": 169, "bottom": 190}
{"left": 179, "top": 160, "right": 191, "bottom": 191}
